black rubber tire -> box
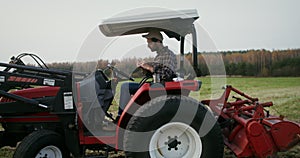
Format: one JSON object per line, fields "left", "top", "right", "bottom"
{"left": 123, "top": 95, "right": 224, "bottom": 158}
{"left": 13, "top": 130, "right": 69, "bottom": 158}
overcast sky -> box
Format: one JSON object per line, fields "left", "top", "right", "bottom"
{"left": 1, "top": 0, "right": 299, "bottom": 63}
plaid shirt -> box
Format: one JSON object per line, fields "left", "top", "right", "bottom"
{"left": 151, "top": 46, "right": 177, "bottom": 81}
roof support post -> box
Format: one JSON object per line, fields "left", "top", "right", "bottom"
{"left": 192, "top": 25, "right": 198, "bottom": 70}
{"left": 180, "top": 36, "right": 185, "bottom": 77}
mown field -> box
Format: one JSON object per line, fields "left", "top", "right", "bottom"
{"left": 0, "top": 77, "right": 299, "bottom": 157}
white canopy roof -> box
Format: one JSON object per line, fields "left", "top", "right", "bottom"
{"left": 99, "top": 9, "right": 199, "bottom": 40}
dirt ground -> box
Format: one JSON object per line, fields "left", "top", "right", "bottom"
{"left": 0, "top": 145, "right": 299, "bottom": 157}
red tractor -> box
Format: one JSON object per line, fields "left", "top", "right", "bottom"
{"left": 0, "top": 9, "right": 299, "bottom": 158}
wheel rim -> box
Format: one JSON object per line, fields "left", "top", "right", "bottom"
{"left": 149, "top": 122, "right": 202, "bottom": 158}
{"left": 35, "top": 145, "right": 62, "bottom": 158}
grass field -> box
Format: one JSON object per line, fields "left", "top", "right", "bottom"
{"left": 0, "top": 77, "right": 299, "bottom": 157}
{"left": 197, "top": 77, "right": 300, "bottom": 122}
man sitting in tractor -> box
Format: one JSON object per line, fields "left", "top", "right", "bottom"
{"left": 103, "top": 30, "right": 177, "bottom": 131}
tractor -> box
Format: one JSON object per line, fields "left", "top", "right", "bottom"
{"left": 0, "top": 9, "right": 299, "bottom": 158}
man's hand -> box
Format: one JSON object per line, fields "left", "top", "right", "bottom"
{"left": 137, "top": 61, "right": 154, "bottom": 73}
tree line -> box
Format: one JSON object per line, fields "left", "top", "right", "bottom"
{"left": 47, "top": 49, "right": 300, "bottom": 77}
{"left": 194, "top": 49, "right": 300, "bottom": 77}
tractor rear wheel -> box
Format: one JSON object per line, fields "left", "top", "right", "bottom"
{"left": 13, "top": 130, "right": 69, "bottom": 158}
{"left": 123, "top": 95, "right": 224, "bottom": 158}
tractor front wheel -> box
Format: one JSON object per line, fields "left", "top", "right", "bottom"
{"left": 13, "top": 130, "right": 68, "bottom": 158}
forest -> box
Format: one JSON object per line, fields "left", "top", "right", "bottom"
{"left": 47, "top": 49, "right": 300, "bottom": 77}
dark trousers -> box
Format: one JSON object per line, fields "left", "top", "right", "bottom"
{"left": 118, "top": 82, "right": 139, "bottom": 116}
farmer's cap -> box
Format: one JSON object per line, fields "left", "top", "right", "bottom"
{"left": 142, "top": 31, "right": 163, "bottom": 41}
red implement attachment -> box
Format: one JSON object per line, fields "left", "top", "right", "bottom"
{"left": 201, "top": 85, "right": 300, "bottom": 158}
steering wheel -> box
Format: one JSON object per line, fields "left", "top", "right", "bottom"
{"left": 131, "top": 66, "right": 153, "bottom": 87}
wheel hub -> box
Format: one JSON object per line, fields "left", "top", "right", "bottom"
{"left": 165, "top": 136, "right": 181, "bottom": 151}
{"left": 149, "top": 122, "right": 202, "bottom": 158}
{"left": 35, "top": 145, "right": 62, "bottom": 158}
